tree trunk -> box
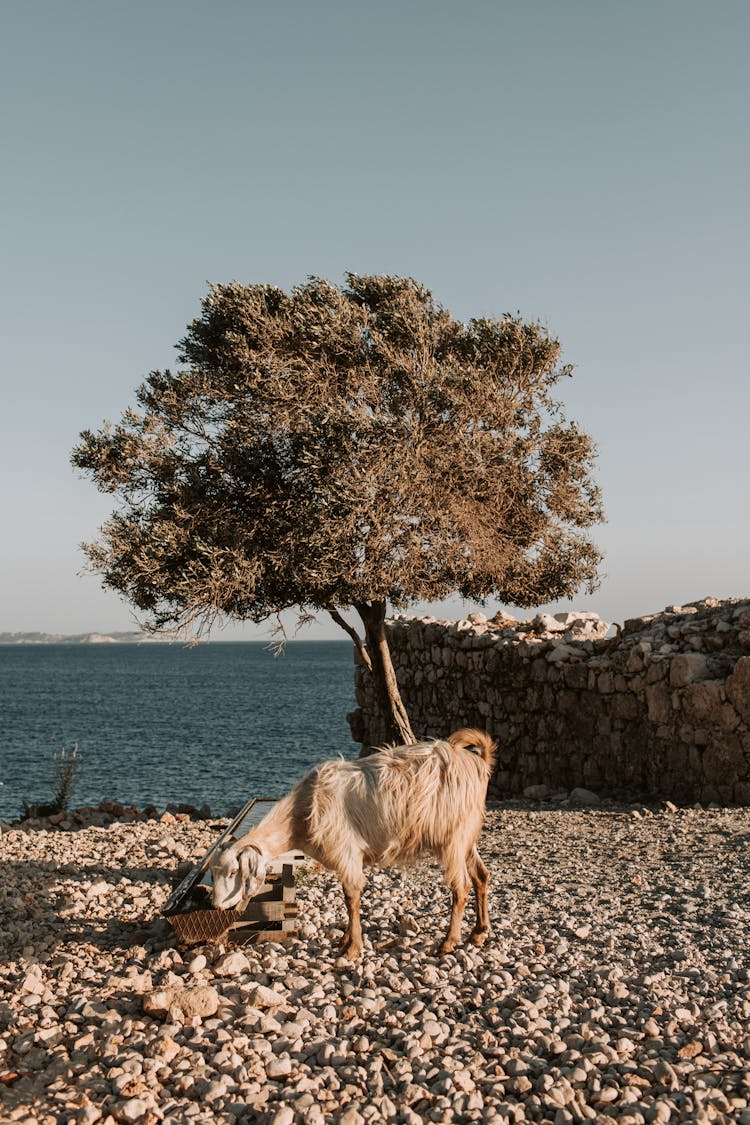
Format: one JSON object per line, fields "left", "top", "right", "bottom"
{"left": 355, "top": 600, "right": 415, "bottom": 749}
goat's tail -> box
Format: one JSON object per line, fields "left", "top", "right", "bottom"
{"left": 447, "top": 728, "right": 497, "bottom": 767}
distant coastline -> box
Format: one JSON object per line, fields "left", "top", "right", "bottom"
{"left": 0, "top": 631, "right": 169, "bottom": 644}
{"left": 0, "top": 631, "right": 348, "bottom": 644}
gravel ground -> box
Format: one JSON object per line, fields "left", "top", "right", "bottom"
{"left": 1, "top": 799, "right": 750, "bottom": 1124}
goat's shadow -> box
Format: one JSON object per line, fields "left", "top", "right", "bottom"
{"left": 0, "top": 859, "right": 186, "bottom": 958}
{"left": 3, "top": 797, "right": 716, "bottom": 959}
{"left": 0, "top": 854, "right": 495, "bottom": 963}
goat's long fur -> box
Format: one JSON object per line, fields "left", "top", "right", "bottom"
{"left": 210, "top": 727, "right": 497, "bottom": 958}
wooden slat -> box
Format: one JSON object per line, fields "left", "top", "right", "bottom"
{"left": 229, "top": 927, "right": 295, "bottom": 945}
{"left": 242, "top": 899, "right": 293, "bottom": 923}
{"left": 267, "top": 851, "right": 307, "bottom": 874}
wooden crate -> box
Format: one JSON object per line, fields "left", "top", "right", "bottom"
{"left": 167, "top": 863, "right": 297, "bottom": 946}
{"left": 163, "top": 797, "right": 305, "bottom": 947}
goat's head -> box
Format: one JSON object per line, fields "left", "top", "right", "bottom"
{"left": 210, "top": 843, "right": 267, "bottom": 910}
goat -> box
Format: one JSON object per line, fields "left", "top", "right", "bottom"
{"left": 209, "top": 728, "right": 496, "bottom": 958}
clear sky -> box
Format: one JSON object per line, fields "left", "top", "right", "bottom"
{"left": 1, "top": 0, "right": 748, "bottom": 639}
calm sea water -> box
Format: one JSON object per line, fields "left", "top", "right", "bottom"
{"left": 0, "top": 642, "right": 356, "bottom": 821}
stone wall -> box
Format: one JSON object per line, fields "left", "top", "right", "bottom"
{"left": 348, "top": 597, "right": 750, "bottom": 804}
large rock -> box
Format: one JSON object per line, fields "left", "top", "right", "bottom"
{"left": 564, "top": 619, "right": 610, "bottom": 641}
{"left": 533, "top": 613, "right": 567, "bottom": 633}
{"left": 546, "top": 643, "right": 580, "bottom": 663}
{"left": 554, "top": 611, "right": 604, "bottom": 627}
{"left": 213, "top": 950, "right": 251, "bottom": 976}
{"left": 523, "top": 784, "right": 552, "bottom": 799}
{"left": 556, "top": 612, "right": 610, "bottom": 640}
{"left": 569, "top": 787, "right": 602, "bottom": 806}
{"left": 142, "top": 986, "right": 219, "bottom": 1020}
{"left": 245, "top": 983, "right": 288, "bottom": 1009}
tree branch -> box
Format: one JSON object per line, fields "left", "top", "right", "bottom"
{"left": 328, "top": 607, "right": 373, "bottom": 673}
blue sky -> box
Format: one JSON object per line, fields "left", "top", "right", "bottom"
{"left": 1, "top": 0, "right": 748, "bottom": 638}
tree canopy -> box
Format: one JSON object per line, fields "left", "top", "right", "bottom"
{"left": 72, "top": 274, "right": 604, "bottom": 743}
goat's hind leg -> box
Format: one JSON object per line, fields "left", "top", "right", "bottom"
{"left": 439, "top": 871, "right": 470, "bottom": 956}
{"left": 339, "top": 873, "right": 366, "bottom": 960}
{"left": 467, "top": 846, "right": 490, "bottom": 947}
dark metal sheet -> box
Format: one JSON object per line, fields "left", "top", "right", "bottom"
{"left": 163, "top": 796, "right": 272, "bottom": 915}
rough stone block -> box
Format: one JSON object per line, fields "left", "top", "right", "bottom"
{"left": 582, "top": 759, "right": 604, "bottom": 786}
{"left": 645, "top": 683, "right": 671, "bottom": 724}
{"left": 627, "top": 642, "right": 652, "bottom": 673}
{"left": 557, "top": 690, "right": 580, "bottom": 714}
{"left": 523, "top": 784, "right": 552, "bottom": 799}
{"left": 546, "top": 643, "right": 580, "bottom": 663}
{"left": 726, "top": 656, "right": 750, "bottom": 721}
{"left": 611, "top": 694, "right": 639, "bottom": 720}
{"left": 562, "top": 663, "right": 589, "bottom": 690}
{"left": 645, "top": 658, "right": 668, "bottom": 683}
{"left": 701, "top": 735, "right": 745, "bottom": 780}
{"left": 669, "top": 654, "right": 711, "bottom": 687}
{"left": 680, "top": 680, "right": 724, "bottom": 725}
{"left": 597, "top": 670, "right": 614, "bottom": 694}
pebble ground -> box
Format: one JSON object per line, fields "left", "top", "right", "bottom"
{"left": 1, "top": 799, "right": 750, "bottom": 1124}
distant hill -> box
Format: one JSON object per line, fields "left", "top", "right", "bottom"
{"left": 0, "top": 631, "right": 166, "bottom": 644}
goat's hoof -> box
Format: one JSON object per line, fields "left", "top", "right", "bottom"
{"left": 337, "top": 943, "right": 362, "bottom": 961}
{"left": 438, "top": 940, "right": 457, "bottom": 956}
{"left": 470, "top": 930, "right": 489, "bottom": 948}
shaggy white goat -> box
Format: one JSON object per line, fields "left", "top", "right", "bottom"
{"left": 210, "top": 728, "right": 496, "bottom": 958}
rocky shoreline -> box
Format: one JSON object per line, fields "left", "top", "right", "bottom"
{"left": 1, "top": 800, "right": 750, "bottom": 1124}
{"left": 2, "top": 799, "right": 216, "bottom": 835}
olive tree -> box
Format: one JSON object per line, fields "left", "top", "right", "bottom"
{"left": 72, "top": 274, "right": 603, "bottom": 745}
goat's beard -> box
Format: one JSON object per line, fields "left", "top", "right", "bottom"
{"left": 211, "top": 846, "right": 266, "bottom": 910}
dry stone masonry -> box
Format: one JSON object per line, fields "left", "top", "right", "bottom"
{"left": 349, "top": 597, "right": 750, "bottom": 805}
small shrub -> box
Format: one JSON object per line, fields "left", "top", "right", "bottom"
{"left": 52, "top": 743, "right": 79, "bottom": 811}
{"left": 22, "top": 743, "right": 81, "bottom": 819}
{"left": 294, "top": 861, "right": 322, "bottom": 887}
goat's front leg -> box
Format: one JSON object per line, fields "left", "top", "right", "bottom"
{"left": 339, "top": 880, "right": 364, "bottom": 959}
{"left": 467, "top": 846, "right": 490, "bottom": 947}
{"left": 439, "top": 876, "right": 470, "bottom": 955}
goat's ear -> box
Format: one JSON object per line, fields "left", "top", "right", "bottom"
{"left": 238, "top": 847, "right": 260, "bottom": 884}
{"left": 238, "top": 849, "right": 252, "bottom": 883}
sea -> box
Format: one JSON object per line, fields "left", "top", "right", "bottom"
{"left": 0, "top": 642, "right": 356, "bottom": 822}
